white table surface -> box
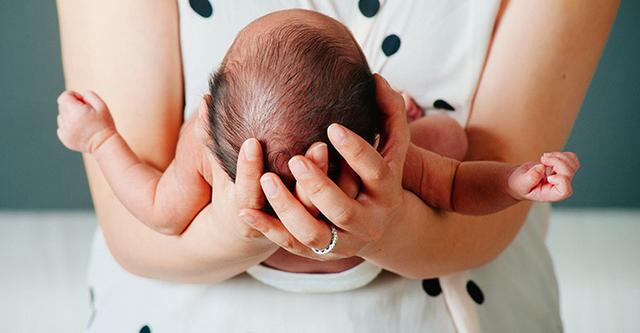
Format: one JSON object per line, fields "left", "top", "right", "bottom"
{"left": 0, "top": 209, "right": 638, "bottom": 333}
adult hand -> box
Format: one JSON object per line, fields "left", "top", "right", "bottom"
{"left": 293, "top": 142, "right": 360, "bottom": 218}
{"left": 237, "top": 74, "right": 410, "bottom": 260}
{"left": 210, "top": 136, "right": 274, "bottom": 249}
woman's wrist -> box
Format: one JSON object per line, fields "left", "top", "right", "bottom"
{"left": 108, "top": 202, "right": 277, "bottom": 284}
{"left": 165, "top": 208, "right": 278, "bottom": 283}
{"left": 358, "top": 189, "right": 532, "bottom": 279}
{"left": 207, "top": 208, "right": 279, "bottom": 263}
{"left": 355, "top": 190, "right": 413, "bottom": 264}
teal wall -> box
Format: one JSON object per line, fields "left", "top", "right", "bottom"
{"left": 1, "top": 1, "right": 638, "bottom": 209}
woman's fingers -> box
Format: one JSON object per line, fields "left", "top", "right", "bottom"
{"left": 307, "top": 142, "right": 329, "bottom": 174}
{"left": 260, "top": 172, "right": 335, "bottom": 250}
{"left": 327, "top": 123, "right": 394, "bottom": 197}
{"left": 288, "top": 155, "right": 378, "bottom": 240}
{"left": 324, "top": 75, "right": 409, "bottom": 199}
{"left": 373, "top": 74, "right": 410, "bottom": 168}
{"left": 234, "top": 138, "right": 265, "bottom": 210}
{"left": 238, "top": 209, "right": 311, "bottom": 257}
{"left": 209, "top": 148, "right": 264, "bottom": 240}
{"left": 336, "top": 159, "right": 360, "bottom": 199}
{"left": 295, "top": 142, "right": 328, "bottom": 216}
{"left": 239, "top": 208, "right": 351, "bottom": 261}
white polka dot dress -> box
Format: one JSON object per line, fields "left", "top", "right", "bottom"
{"left": 85, "top": 1, "right": 563, "bottom": 332}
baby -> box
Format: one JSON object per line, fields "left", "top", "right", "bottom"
{"left": 56, "top": 10, "right": 578, "bottom": 236}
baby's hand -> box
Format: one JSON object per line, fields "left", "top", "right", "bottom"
{"left": 400, "top": 92, "right": 424, "bottom": 123}
{"left": 57, "top": 90, "right": 116, "bottom": 153}
{"left": 508, "top": 152, "right": 580, "bottom": 202}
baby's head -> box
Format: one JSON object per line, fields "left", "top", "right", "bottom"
{"left": 207, "top": 9, "right": 381, "bottom": 189}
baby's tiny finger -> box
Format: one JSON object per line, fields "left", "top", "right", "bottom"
{"left": 525, "top": 163, "right": 545, "bottom": 181}
{"left": 56, "top": 92, "right": 67, "bottom": 104}
{"left": 541, "top": 155, "right": 574, "bottom": 177}
{"left": 543, "top": 152, "right": 578, "bottom": 173}
{"left": 564, "top": 152, "right": 581, "bottom": 170}
{"left": 512, "top": 163, "right": 545, "bottom": 197}
{"left": 554, "top": 152, "right": 580, "bottom": 170}
{"left": 81, "top": 91, "right": 107, "bottom": 113}
{"left": 57, "top": 91, "right": 81, "bottom": 106}
{"left": 547, "top": 175, "right": 573, "bottom": 200}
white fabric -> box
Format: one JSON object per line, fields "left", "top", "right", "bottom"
{"left": 246, "top": 259, "right": 382, "bottom": 293}
{"left": 86, "top": 1, "right": 564, "bottom": 332}
{"left": 179, "top": 0, "right": 499, "bottom": 127}
{"left": 5, "top": 210, "right": 639, "bottom": 332}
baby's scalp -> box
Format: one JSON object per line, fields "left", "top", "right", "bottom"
{"left": 207, "top": 9, "right": 381, "bottom": 189}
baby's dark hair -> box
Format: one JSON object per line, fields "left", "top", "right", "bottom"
{"left": 207, "top": 18, "right": 381, "bottom": 190}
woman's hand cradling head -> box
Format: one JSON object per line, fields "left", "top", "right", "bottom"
{"left": 236, "top": 74, "right": 411, "bottom": 261}
{"left": 209, "top": 138, "right": 277, "bottom": 253}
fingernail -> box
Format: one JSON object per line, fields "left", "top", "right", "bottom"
{"left": 244, "top": 139, "right": 260, "bottom": 161}
{"left": 309, "top": 143, "right": 327, "bottom": 166}
{"left": 328, "top": 124, "right": 347, "bottom": 145}
{"left": 261, "top": 176, "right": 278, "bottom": 197}
{"left": 288, "top": 157, "right": 309, "bottom": 176}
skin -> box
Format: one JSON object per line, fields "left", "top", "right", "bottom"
{"left": 236, "top": 2, "right": 618, "bottom": 277}
{"left": 56, "top": 0, "right": 619, "bottom": 281}
{"left": 55, "top": 83, "right": 578, "bottom": 248}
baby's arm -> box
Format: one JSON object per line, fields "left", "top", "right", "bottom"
{"left": 453, "top": 152, "right": 578, "bottom": 214}
{"left": 57, "top": 91, "right": 211, "bottom": 235}
{"left": 405, "top": 144, "right": 579, "bottom": 215}
{"left": 402, "top": 96, "right": 579, "bottom": 214}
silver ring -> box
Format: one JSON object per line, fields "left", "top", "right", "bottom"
{"left": 311, "top": 225, "right": 338, "bottom": 255}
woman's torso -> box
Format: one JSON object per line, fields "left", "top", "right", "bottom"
{"left": 178, "top": 0, "right": 501, "bottom": 274}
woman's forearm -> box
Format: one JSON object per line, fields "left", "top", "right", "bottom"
{"left": 366, "top": 0, "right": 618, "bottom": 279}
{"left": 359, "top": 189, "right": 531, "bottom": 279}
{"left": 56, "top": 0, "right": 265, "bottom": 282}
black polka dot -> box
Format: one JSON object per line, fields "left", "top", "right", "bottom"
{"left": 381, "top": 34, "right": 401, "bottom": 57}
{"left": 139, "top": 325, "right": 151, "bottom": 333}
{"left": 466, "top": 280, "right": 485, "bottom": 305}
{"left": 358, "top": 0, "right": 380, "bottom": 18}
{"left": 433, "top": 99, "right": 455, "bottom": 111}
{"left": 421, "top": 278, "right": 442, "bottom": 297}
{"left": 189, "top": 0, "right": 213, "bottom": 18}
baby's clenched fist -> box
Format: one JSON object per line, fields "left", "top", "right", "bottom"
{"left": 57, "top": 90, "right": 116, "bottom": 154}
{"left": 508, "top": 152, "right": 580, "bottom": 202}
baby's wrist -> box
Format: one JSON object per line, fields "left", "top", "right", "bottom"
{"left": 89, "top": 127, "right": 118, "bottom": 154}
{"left": 505, "top": 165, "right": 526, "bottom": 202}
